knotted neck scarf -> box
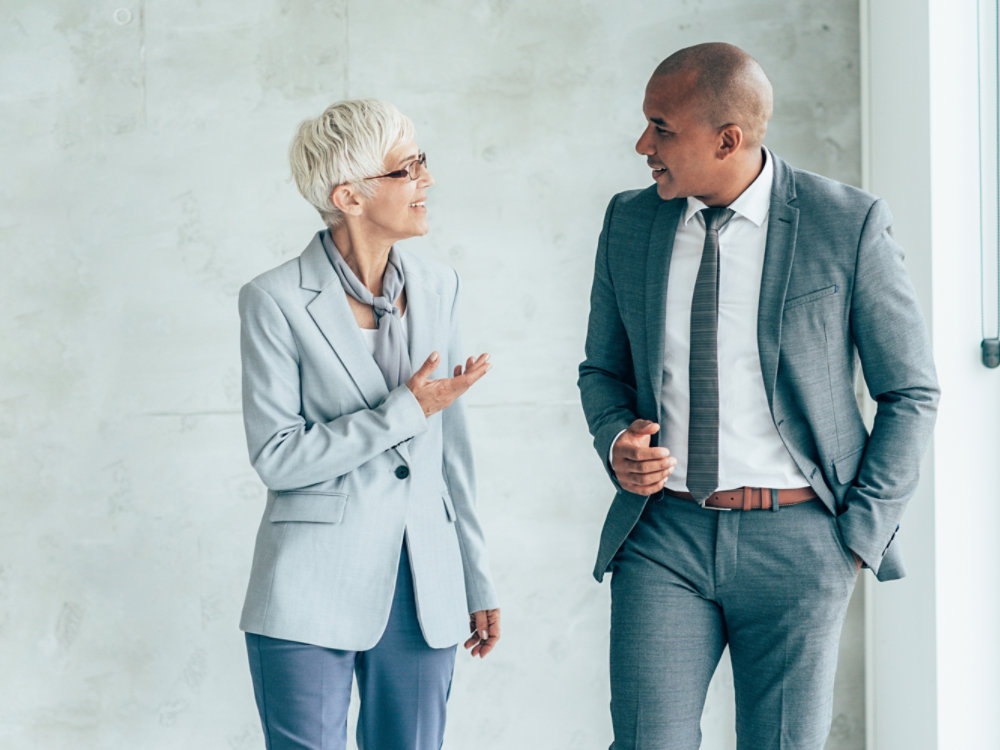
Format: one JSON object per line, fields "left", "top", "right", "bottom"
{"left": 320, "top": 230, "right": 412, "bottom": 389}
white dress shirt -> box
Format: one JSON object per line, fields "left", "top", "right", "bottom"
{"left": 665, "top": 150, "right": 807, "bottom": 491}
{"left": 612, "top": 150, "right": 809, "bottom": 493}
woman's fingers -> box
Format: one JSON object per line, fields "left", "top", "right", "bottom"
{"left": 464, "top": 609, "right": 500, "bottom": 658}
{"left": 408, "top": 353, "right": 492, "bottom": 417}
{"left": 408, "top": 351, "right": 440, "bottom": 385}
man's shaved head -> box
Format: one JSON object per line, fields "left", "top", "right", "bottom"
{"left": 652, "top": 42, "right": 773, "bottom": 149}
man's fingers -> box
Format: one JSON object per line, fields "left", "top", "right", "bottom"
{"left": 621, "top": 472, "right": 671, "bottom": 490}
{"left": 621, "top": 457, "right": 676, "bottom": 476}
{"left": 618, "top": 425, "right": 665, "bottom": 451}
{"left": 619, "top": 445, "right": 672, "bottom": 462}
{"left": 622, "top": 477, "right": 670, "bottom": 495}
{"left": 627, "top": 418, "right": 660, "bottom": 436}
{"left": 618, "top": 465, "right": 674, "bottom": 494}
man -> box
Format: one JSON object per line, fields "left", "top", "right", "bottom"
{"left": 578, "top": 43, "right": 938, "bottom": 750}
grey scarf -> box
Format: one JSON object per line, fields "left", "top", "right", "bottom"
{"left": 320, "top": 230, "right": 411, "bottom": 389}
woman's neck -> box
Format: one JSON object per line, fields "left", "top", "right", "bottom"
{"left": 330, "top": 223, "right": 392, "bottom": 296}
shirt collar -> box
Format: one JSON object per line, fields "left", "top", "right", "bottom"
{"left": 683, "top": 147, "right": 774, "bottom": 227}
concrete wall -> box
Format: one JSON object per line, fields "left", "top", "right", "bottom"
{"left": 0, "top": 1, "right": 864, "bottom": 747}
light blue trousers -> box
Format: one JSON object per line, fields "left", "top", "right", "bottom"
{"left": 245, "top": 546, "right": 457, "bottom": 750}
{"left": 609, "top": 495, "right": 858, "bottom": 750}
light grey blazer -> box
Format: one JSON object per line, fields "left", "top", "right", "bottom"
{"left": 238, "top": 232, "right": 498, "bottom": 651}
{"left": 579, "top": 154, "right": 939, "bottom": 583}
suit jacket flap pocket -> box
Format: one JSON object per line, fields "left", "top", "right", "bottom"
{"left": 833, "top": 447, "right": 865, "bottom": 485}
{"left": 442, "top": 492, "right": 456, "bottom": 522}
{"left": 270, "top": 491, "right": 348, "bottom": 524}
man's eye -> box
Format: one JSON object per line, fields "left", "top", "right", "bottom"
{"left": 656, "top": 128, "right": 671, "bottom": 137}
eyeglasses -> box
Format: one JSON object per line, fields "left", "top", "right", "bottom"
{"left": 363, "top": 152, "right": 428, "bottom": 182}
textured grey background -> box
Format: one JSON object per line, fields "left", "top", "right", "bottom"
{"left": 0, "top": 1, "right": 862, "bottom": 747}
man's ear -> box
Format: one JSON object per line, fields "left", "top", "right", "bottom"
{"left": 717, "top": 124, "right": 744, "bottom": 159}
{"left": 331, "top": 184, "right": 364, "bottom": 217}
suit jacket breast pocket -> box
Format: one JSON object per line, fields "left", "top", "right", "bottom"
{"left": 783, "top": 284, "right": 838, "bottom": 311}
{"left": 270, "top": 491, "right": 348, "bottom": 524}
{"left": 781, "top": 284, "right": 845, "bottom": 361}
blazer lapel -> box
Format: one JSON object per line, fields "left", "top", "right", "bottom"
{"left": 646, "top": 199, "right": 683, "bottom": 399}
{"left": 299, "top": 233, "right": 390, "bottom": 409}
{"left": 758, "top": 156, "right": 799, "bottom": 408}
{"left": 398, "top": 252, "right": 440, "bottom": 464}
{"left": 398, "top": 253, "right": 440, "bottom": 370}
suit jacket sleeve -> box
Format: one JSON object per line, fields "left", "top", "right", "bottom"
{"left": 239, "top": 280, "right": 428, "bottom": 492}
{"left": 439, "top": 270, "right": 499, "bottom": 613}
{"left": 838, "top": 198, "right": 939, "bottom": 570}
{"left": 578, "top": 195, "right": 640, "bottom": 483}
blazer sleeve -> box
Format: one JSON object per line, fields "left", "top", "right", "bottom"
{"left": 838, "top": 198, "right": 940, "bottom": 571}
{"left": 439, "top": 270, "right": 499, "bottom": 613}
{"left": 577, "top": 195, "right": 640, "bottom": 483}
{"left": 239, "top": 280, "right": 428, "bottom": 491}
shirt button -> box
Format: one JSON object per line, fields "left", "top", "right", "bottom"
{"left": 394, "top": 465, "right": 410, "bottom": 479}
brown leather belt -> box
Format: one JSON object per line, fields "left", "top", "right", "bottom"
{"left": 664, "top": 486, "right": 816, "bottom": 511}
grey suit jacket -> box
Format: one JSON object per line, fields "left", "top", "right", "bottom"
{"left": 238, "top": 232, "right": 498, "bottom": 650}
{"left": 578, "top": 154, "right": 939, "bottom": 583}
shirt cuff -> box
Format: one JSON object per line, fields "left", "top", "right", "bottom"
{"left": 608, "top": 428, "right": 628, "bottom": 472}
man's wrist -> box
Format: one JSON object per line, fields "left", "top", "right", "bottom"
{"left": 608, "top": 428, "right": 628, "bottom": 471}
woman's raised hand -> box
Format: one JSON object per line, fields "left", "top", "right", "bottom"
{"left": 406, "top": 351, "right": 491, "bottom": 417}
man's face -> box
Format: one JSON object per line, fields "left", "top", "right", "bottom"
{"left": 635, "top": 71, "right": 724, "bottom": 203}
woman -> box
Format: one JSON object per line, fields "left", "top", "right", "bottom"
{"left": 238, "top": 99, "right": 500, "bottom": 750}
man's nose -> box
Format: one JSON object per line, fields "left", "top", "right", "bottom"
{"left": 635, "top": 125, "right": 654, "bottom": 156}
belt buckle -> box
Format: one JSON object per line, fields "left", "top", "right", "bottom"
{"left": 698, "top": 498, "right": 732, "bottom": 511}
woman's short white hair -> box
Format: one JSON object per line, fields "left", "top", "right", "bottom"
{"left": 289, "top": 99, "right": 415, "bottom": 228}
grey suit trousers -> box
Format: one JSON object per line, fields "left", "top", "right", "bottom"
{"left": 609, "top": 495, "right": 858, "bottom": 750}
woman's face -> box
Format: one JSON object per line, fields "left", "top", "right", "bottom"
{"left": 357, "top": 139, "right": 434, "bottom": 244}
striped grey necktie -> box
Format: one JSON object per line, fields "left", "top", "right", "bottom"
{"left": 687, "top": 206, "right": 734, "bottom": 502}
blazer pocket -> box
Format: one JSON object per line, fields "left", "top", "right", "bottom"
{"left": 833, "top": 446, "right": 865, "bottom": 485}
{"left": 784, "top": 284, "right": 838, "bottom": 310}
{"left": 270, "top": 491, "right": 348, "bottom": 524}
{"left": 442, "top": 492, "right": 456, "bottom": 523}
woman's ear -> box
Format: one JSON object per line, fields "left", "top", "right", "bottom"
{"left": 331, "top": 184, "right": 364, "bottom": 216}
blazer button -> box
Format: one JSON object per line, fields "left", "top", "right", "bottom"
{"left": 394, "top": 465, "right": 410, "bottom": 479}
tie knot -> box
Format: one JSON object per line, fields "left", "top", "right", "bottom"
{"left": 702, "top": 206, "right": 734, "bottom": 232}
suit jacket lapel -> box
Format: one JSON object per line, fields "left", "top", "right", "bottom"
{"left": 646, "top": 199, "right": 683, "bottom": 400}
{"left": 399, "top": 253, "right": 439, "bottom": 370}
{"left": 398, "top": 252, "right": 440, "bottom": 465}
{"left": 299, "top": 233, "right": 390, "bottom": 410}
{"left": 758, "top": 156, "right": 799, "bottom": 408}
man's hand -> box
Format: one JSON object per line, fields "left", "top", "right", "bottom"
{"left": 611, "top": 419, "right": 677, "bottom": 495}
{"left": 464, "top": 608, "right": 500, "bottom": 658}
{"left": 406, "top": 351, "right": 491, "bottom": 417}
